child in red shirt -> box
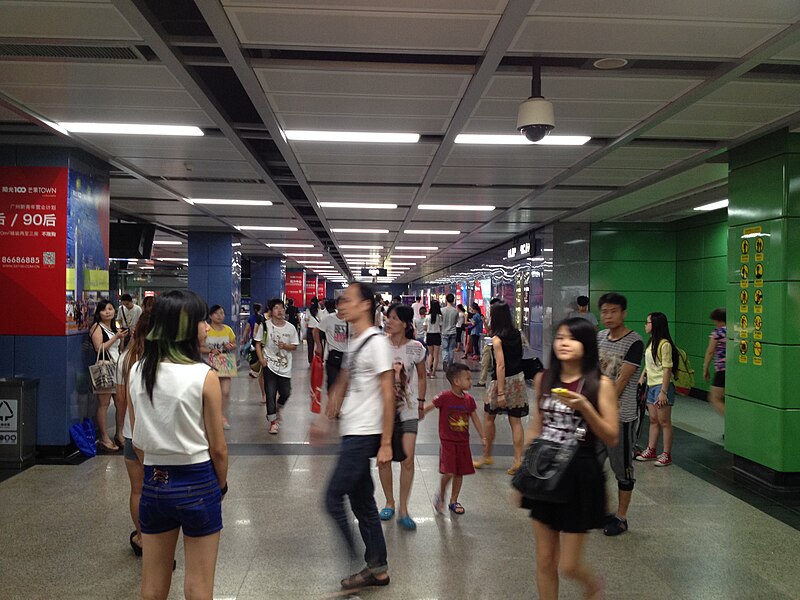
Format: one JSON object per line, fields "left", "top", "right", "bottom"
{"left": 424, "top": 363, "right": 486, "bottom": 515}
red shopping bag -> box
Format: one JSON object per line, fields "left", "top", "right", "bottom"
{"left": 310, "top": 353, "right": 323, "bottom": 414}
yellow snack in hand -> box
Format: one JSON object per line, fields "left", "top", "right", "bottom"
{"left": 550, "top": 388, "right": 571, "bottom": 396}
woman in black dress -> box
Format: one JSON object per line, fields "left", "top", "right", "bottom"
{"left": 526, "top": 317, "right": 618, "bottom": 600}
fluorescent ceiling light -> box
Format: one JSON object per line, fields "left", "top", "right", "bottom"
{"left": 298, "top": 261, "right": 331, "bottom": 265}
{"left": 59, "top": 122, "right": 204, "bottom": 136}
{"left": 454, "top": 134, "right": 590, "bottom": 146}
{"left": 153, "top": 240, "right": 182, "bottom": 246}
{"left": 693, "top": 199, "right": 729, "bottom": 211}
{"left": 284, "top": 253, "right": 323, "bottom": 257}
{"left": 344, "top": 254, "right": 382, "bottom": 259}
{"left": 232, "top": 242, "right": 242, "bottom": 247}
{"left": 319, "top": 202, "right": 397, "bottom": 209}
{"left": 389, "top": 255, "right": 425, "bottom": 259}
{"left": 332, "top": 228, "right": 389, "bottom": 234}
{"left": 396, "top": 246, "right": 439, "bottom": 250}
{"left": 418, "top": 204, "right": 495, "bottom": 211}
{"left": 266, "top": 243, "right": 314, "bottom": 248}
{"left": 285, "top": 130, "right": 419, "bottom": 144}
{"left": 405, "top": 229, "right": 460, "bottom": 235}
{"left": 340, "top": 245, "right": 384, "bottom": 250}
{"left": 157, "top": 258, "right": 189, "bottom": 262}
{"left": 190, "top": 199, "right": 273, "bottom": 206}
{"left": 388, "top": 262, "right": 417, "bottom": 266}
{"left": 138, "top": 266, "right": 155, "bottom": 270}
{"left": 236, "top": 225, "right": 298, "bottom": 231}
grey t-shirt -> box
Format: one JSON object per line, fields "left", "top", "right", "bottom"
{"left": 597, "top": 329, "right": 644, "bottom": 423}
{"left": 441, "top": 305, "right": 458, "bottom": 335}
{"left": 568, "top": 310, "right": 598, "bottom": 328}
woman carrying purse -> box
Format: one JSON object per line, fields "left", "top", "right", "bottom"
{"left": 524, "top": 317, "right": 618, "bottom": 600}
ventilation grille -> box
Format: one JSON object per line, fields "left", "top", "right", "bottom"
{"left": 0, "top": 44, "right": 140, "bottom": 61}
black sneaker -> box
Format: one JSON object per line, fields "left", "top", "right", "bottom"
{"left": 603, "top": 516, "right": 628, "bottom": 536}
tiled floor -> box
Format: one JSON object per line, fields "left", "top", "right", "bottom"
{"left": 2, "top": 347, "right": 799, "bottom": 599}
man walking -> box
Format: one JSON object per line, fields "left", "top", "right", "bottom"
{"left": 255, "top": 298, "right": 299, "bottom": 434}
{"left": 440, "top": 293, "right": 459, "bottom": 371}
{"left": 596, "top": 293, "right": 643, "bottom": 536}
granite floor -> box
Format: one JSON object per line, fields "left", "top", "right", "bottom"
{"left": 2, "top": 347, "right": 799, "bottom": 599}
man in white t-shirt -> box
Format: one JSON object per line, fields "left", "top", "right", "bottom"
{"left": 117, "top": 293, "right": 142, "bottom": 331}
{"left": 314, "top": 282, "right": 393, "bottom": 591}
{"left": 255, "top": 298, "right": 299, "bottom": 434}
{"left": 411, "top": 296, "right": 423, "bottom": 320}
{"left": 317, "top": 298, "right": 349, "bottom": 391}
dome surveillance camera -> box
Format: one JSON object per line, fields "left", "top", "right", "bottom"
{"left": 516, "top": 97, "right": 555, "bottom": 143}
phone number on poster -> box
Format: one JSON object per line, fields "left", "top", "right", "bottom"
{"left": 2, "top": 256, "right": 41, "bottom": 265}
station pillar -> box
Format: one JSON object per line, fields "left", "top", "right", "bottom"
{"left": 726, "top": 129, "right": 800, "bottom": 489}
{"left": 250, "top": 257, "right": 283, "bottom": 308}
{"left": 188, "top": 232, "right": 240, "bottom": 327}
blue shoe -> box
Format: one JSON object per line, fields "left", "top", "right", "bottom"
{"left": 397, "top": 514, "right": 417, "bottom": 530}
{"left": 379, "top": 507, "right": 395, "bottom": 521}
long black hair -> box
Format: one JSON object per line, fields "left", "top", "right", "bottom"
{"left": 139, "top": 290, "right": 208, "bottom": 400}
{"left": 429, "top": 299, "right": 442, "bottom": 325}
{"left": 544, "top": 317, "right": 601, "bottom": 407}
{"left": 489, "top": 301, "right": 516, "bottom": 339}
{"left": 309, "top": 296, "right": 319, "bottom": 318}
{"left": 351, "top": 282, "right": 376, "bottom": 315}
{"left": 92, "top": 299, "right": 118, "bottom": 332}
{"left": 648, "top": 312, "right": 680, "bottom": 372}
{"left": 387, "top": 303, "right": 414, "bottom": 340}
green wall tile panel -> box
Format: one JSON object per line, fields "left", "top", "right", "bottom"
{"left": 673, "top": 322, "right": 709, "bottom": 358}
{"left": 702, "top": 256, "right": 728, "bottom": 290}
{"left": 677, "top": 229, "right": 704, "bottom": 261}
{"left": 725, "top": 397, "right": 800, "bottom": 471}
{"left": 728, "top": 156, "right": 787, "bottom": 226}
{"left": 675, "top": 291, "right": 703, "bottom": 322}
{"left": 590, "top": 229, "right": 675, "bottom": 262}
{"left": 727, "top": 281, "right": 800, "bottom": 345}
{"left": 703, "top": 222, "right": 729, "bottom": 257}
{"left": 702, "top": 291, "right": 726, "bottom": 314}
{"left": 675, "top": 260, "right": 703, "bottom": 291}
{"left": 727, "top": 340, "right": 800, "bottom": 409}
{"left": 590, "top": 261, "right": 676, "bottom": 292}
{"left": 727, "top": 218, "right": 800, "bottom": 283}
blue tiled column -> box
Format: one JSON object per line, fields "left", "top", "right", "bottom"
{"left": 250, "top": 257, "right": 283, "bottom": 307}
{"left": 188, "top": 232, "right": 240, "bottom": 326}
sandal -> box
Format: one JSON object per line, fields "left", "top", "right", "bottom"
{"left": 129, "top": 531, "right": 142, "bottom": 557}
{"left": 340, "top": 568, "right": 390, "bottom": 591}
{"left": 98, "top": 440, "right": 118, "bottom": 453}
{"left": 507, "top": 464, "right": 521, "bottom": 476}
{"left": 448, "top": 502, "right": 465, "bottom": 515}
{"left": 397, "top": 514, "right": 417, "bottom": 531}
{"left": 379, "top": 507, "right": 395, "bottom": 521}
{"left": 473, "top": 456, "right": 493, "bottom": 469}
{"left": 433, "top": 494, "right": 445, "bottom": 514}
{"left": 114, "top": 437, "right": 125, "bottom": 449}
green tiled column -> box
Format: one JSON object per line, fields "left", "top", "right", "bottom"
{"left": 726, "top": 129, "right": 800, "bottom": 485}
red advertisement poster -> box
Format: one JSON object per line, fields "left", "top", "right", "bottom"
{"left": 317, "top": 278, "right": 326, "bottom": 300}
{"left": 286, "top": 270, "right": 305, "bottom": 307}
{"left": 0, "top": 167, "right": 69, "bottom": 335}
{"left": 305, "top": 275, "right": 318, "bottom": 307}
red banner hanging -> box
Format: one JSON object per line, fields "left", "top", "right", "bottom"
{"left": 285, "top": 270, "right": 305, "bottom": 308}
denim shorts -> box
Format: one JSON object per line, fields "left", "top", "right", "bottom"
{"left": 139, "top": 461, "right": 223, "bottom": 538}
{"left": 123, "top": 437, "right": 138, "bottom": 462}
{"left": 646, "top": 383, "right": 676, "bottom": 406}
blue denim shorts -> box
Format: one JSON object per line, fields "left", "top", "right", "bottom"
{"left": 140, "top": 461, "right": 223, "bottom": 537}
{"left": 646, "top": 383, "right": 676, "bottom": 406}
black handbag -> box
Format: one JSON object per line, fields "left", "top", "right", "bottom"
{"left": 522, "top": 356, "right": 543, "bottom": 380}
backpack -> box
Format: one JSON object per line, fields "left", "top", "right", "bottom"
{"left": 673, "top": 347, "right": 695, "bottom": 392}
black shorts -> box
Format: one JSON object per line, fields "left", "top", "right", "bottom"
{"left": 712, "top": 370, "right": 725, "bottom": 388}
{"left": 426, "top": 333, "right": 442, "bottom": 346}
{"left": 483, "top": 403, "right": 530, "bottom": 418}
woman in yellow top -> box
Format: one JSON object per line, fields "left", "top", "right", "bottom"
{"left": 201, "top": 304, "right": 237, "bottom": 430}
{"left": 636, "top": 312, "right": 678, "bottom": 467}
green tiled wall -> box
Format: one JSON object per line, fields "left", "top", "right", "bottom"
{"left": 589, "top": 215, "right": 727, "bottom": 392}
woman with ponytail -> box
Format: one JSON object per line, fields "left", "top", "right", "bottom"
{"left": 377, "top": 303, "right": 427, "bottom": 530}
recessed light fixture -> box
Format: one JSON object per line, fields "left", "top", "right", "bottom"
{"left": 344, "top": 254, "right": 382, "bottom": 259}
{"left": 266, "top": 243, "right": 314, "bottom": 248}
{"left": 189, "top": 199, "right": 273, "bottom": 206}
{"left": 693, "top": 199, "right": 729, "bottom": 211}
{"left": 418, "top": 204, "right": 495, "bottom": 212}
{"left": 340, "top": 245, "right": 384, "bottom": 250}
{"left": 285, "top": 253, "right": 323, "bottom": 257}
{"left": 285, "top": 130, "right": 419, "bottom": 144}
{"left": 389, "top": 255, "right": 426, "bottom": 259}
{"left": 138, "top": 266, "right": 155, "bottom": 270}
{"left": 157, "top": 258, "right": 189, "bottom": 262}
{"left": 332, "top": 228, "right": 390, "bottom": 234}
{"left": 593, "top": 57, "right": 629, "bottom": 70}
{"left": 232, "top": 242, "right": 242, "bottom": 247}
{"left": 454, "top": 134, "right": 590, "bottom": 146}
{"left": 236, "top": 225, "right": 298, "bottom": 231}
{"left": 405, "top": 229, "right": 460, "bottom": 235}
{"left": 59, "top": 122, "right": 204, "bottom": 136}
{"left": 396, "top": 246, "right": 439, "bottom": 251}
{"left": 320, "top": 202, "right": 398, "bottom": 209}
{"left": 152, "top": 240, "right": 183, "bottom": 246}
{"left": 388, "top": 262, "right": 417, "bottom": 266}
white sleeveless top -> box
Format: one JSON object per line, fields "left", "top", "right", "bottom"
{"left": 129, "top": 361, "right": 212, "bottom": 466}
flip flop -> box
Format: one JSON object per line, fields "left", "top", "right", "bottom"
{"left": 448, "top": 502, "right": 465, "bottom": 515}
{"left": 379, "top": 507, "right": 395, "bottom": 521}
{"left": 341, "top": 568, "right": 390, "bottom": 591}
{"left": 433, "top": 494, "right": 445, "bottom": 514}
{"left": 397, "top": 514, "right": 417, "bottom": 531}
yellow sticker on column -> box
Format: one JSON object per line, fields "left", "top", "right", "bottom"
{"left": 740, "top": 263, "right": 749, "bottom": 288}
{"left": 755, "top": 236, "right": 765, "bottom": 261}
{"left": 753, "top": 315, "right": 763, "bottom": 340}
{"left": 753, "top": 342, "right": 762, "bottom": 366}
{"left": 739, "top": 340, "right": 748, "bottom": 363}
{"left": 739, "top": 314, "right": 748, "bottom": 338}
{"left": 741, "top": 239, "right": 750, "bottom": 254}
{"left": 739, "top": 289, "right": 748, "bottom": 312}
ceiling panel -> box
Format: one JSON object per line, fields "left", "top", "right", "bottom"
{"left": 156, "top": 215, "right": 230, "bottom": 228}
{"left": 110, "top": 178, "right": 171, "bottom": 200}
{"left": 444, "top": 144, "right": 594, "bottom": 168}
{"left": 270, "top": 94, "right": 458, "bottom": 119}
{"left": 320, "top": 206, "right": 404, "bottom": 220}
{"left": 302, "top": 163, "right": 427, "bottom": 183}
{"left": 223, "top": 0, "right": 508, "bottom": 13}
{"left": 473, "top": 98, "right": 661, "bottom": 122}
{"left": 226, "top": 7, "right": 499, "bottom": 51}
{"left": 81, "top": 135, "right": 245, "bottom": 162}
{"left": 16, "top": 105, "right": 215, "bottom": 127}
{"left": 312, "top": 184, "right": 417, "bottom": 203}
{"left": 589, "top": 146, "right": 705, "bottom": 170}
{"left": 505, "top": 209, "right": 565, "bottom": 222}
{"left": 699, "top": 80, "right": 800, "bottom": 107}
{"left": 561, "top": 167, "right": 656, "bottom": 187}
{"left": 409, "top": 211, "right": 504, "bottom": 224}
{"left": 461, "top": 116, "right": 636, "bottom": 137}
{"left": 0, "top": 62, "right": 182, "bottom": 90}
{"left": 645, "top": 120, "right": 761, "bottom": 140}
{"left": 1, "top": 85, "right": 200, "bottom": 112}
{"left": 163, "top": 182, "right": 281, "bottom": 202}
{"left": 435, "top": 166, "right": 564, "bottom": 186}
{"left": 112, "top": 199, "right": 196, "bottom": 216}
{"left": 124, "top": 158, "right": 259, "bottom": 180}
{"left": 0, "top": 1, "right": 141, "bottom": 41}
{"left": 0, "top": 104, "right": 24, "bottom": 121}
{"left": 532, "top": 0, "right": 800, "bottom": 23}
{"left": 201, "top": 204, "right": 295, "bottom": 219}
{"left": 518, "top": 188, "right": 608, "bottom": 209}
{"left": 510, "top": 17, "right": 783, "bottom": 58}
{"left": 424, "top": 187, "right": 529, "bottom": 203}
{"left": 277, "top": 113, "right": 450, "bottom": 135}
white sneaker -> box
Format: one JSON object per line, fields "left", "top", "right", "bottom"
{"left": 268, "top": 421, "right": 279, "bottom": 435}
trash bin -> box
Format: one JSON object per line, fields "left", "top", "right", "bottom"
{"left": 0, "top": 378, "right": 38, "bottom": 468}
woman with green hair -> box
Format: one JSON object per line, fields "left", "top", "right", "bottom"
{"left": 128, "top": 290, "right": 229, "bottom": 600}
